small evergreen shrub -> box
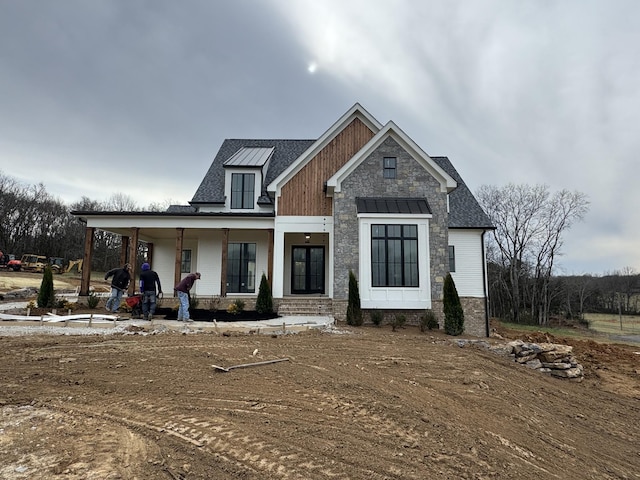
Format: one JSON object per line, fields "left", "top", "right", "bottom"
{"left": 390, "top": 314, "right": 406, "bottom": 331}
{"left": 443, "top": 273, "right": 464, "bottom": 335}
{"left": 256, "top": 273, "right": 273, "bottom": 314}
{"left": 346, "top": 270, "right": 363, "bottom": 326}
{"left": 420, "top": 310, "right": 439, "bottom": 332}
{"left": 87, "top": 292, "right": 100, "bottom": 309}
{"left": 37, "top": 266, "right": 55, "bottom": 308}
{"left": 370, "top": 310, "right": 383, "bottom": 327}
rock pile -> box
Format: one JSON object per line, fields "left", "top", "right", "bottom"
{"left": 0, "top": 287, "right": 38, "bottom": 300}
{"left": 455, "top": 339, "right": 584, "bottom": 381}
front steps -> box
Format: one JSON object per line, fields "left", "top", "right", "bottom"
{"left": 277, "top": 297, "right": 333, "bottom": 317}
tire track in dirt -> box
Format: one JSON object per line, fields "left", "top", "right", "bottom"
{"left": 52, "top": 398, "right": 362, "bottom": 479}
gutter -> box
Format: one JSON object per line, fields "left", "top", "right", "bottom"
{"left": 482, "top": 230, "right": 490, "bottom": 337}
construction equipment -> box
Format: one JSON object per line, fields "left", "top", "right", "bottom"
{"left": 65, "top": 259, "right": 83, "bottom": 274}
{"left": 20, "top": 254, "right": 48, "bottom": 272}
{"left": 0, "top": 253, "right": 21, "bottom": 271}
{"left": 49, "top": 257, "right": 65, "bottom": 274}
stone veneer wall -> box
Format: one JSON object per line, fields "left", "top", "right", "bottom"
{"left": 333, "top": 297, "right": 487, "bottom": 338}
{"left": 332, "top": 136, "right": 449, "bottom": 301}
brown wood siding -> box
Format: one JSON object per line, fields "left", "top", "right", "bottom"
{"left": 278, "top": 117, "right": 375, "bottom": 216}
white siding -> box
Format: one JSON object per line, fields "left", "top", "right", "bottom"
{"left": 449, "top": 230, "right": 485, "bottom": 297}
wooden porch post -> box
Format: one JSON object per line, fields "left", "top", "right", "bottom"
{"left": 120, "top": 236, "right": 130, "bottom": 266}
{"left": 80, "top": 227, "right": 95, "bottom": 296}
{"left": 174, "top": 228, "right": 184, "bottom": 291}
{"left": 128, "top": 228, "right": 139, "bottom": 295}
{"left": 221, "top": 228, "right": 229, "bottom": 297}
{"left": 267, "top": 228, "right": 274, "bottom": 286}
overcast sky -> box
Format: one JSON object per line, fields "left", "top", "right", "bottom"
{"left": 1, "top": 0, "right": 639, "bottom": 275}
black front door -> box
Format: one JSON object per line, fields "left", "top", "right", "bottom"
{"left": 291, "top": 246, "right": 325, "bottom": 294}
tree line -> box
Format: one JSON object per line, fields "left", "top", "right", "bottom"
{"left": 478, "top": 183, "right": 639, "bottom": 325}
{"left": 0, "top": 171, "right": 168, "bottom": 272}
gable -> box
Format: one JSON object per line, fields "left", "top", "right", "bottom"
{"left": 327, "top": 121, "right": 457, "bottom": 195}
{"left": 277, "top": 117, "right": 376, "bottom": 216}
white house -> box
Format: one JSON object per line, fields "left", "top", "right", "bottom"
{"left": 73, "top": 104, "right": 494, "bottom": 336}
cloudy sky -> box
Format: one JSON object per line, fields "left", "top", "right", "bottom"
{"left": 1, "top": 0, "right": 639, "bottom": 275}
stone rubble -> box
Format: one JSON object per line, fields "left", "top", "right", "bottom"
{"left": 454, "top": 339, "right": 584, "bottom": 381}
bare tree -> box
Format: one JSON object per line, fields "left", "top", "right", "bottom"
{"left": 477, "top": 184, "right": 589, "bottom": 324}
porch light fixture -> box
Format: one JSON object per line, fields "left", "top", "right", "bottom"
{"left": 305, "top": 233, "right": 310, "bottom": 243}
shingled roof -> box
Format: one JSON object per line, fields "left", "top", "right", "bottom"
{"left": 431, "top": 156, "right": 494, "bottom": 229}
{"left": 190, "top": 139, "right": 315, "bottom": 205}
{"left": 188, "top": 139, "right": 492, "bottom": 229}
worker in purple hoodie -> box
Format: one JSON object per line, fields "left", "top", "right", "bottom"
{"left": 174, "top": 272, "right": 201, "bottom": 322}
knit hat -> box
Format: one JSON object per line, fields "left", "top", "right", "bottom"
{"left": 141, "top": 263, "right": 150, "bottom": 271}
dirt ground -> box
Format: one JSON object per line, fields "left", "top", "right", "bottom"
{"left": 1, "top": 273, "right": 640, "bottom": 479}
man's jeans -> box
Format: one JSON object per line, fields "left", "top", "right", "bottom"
{"left": 142, "top": 291, "right": 157, "bottom": 318}
{"left": 177, "top": 291, "right": 190, "bottom": 320}
{"left": 106, "top": 288, "right": 124, "bottom": 313}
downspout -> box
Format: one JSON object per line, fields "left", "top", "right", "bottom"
{"left": 481, "top": 230, "right": 490, "bottom": 337}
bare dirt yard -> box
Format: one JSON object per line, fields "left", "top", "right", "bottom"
{"left": 1, "top": 272, "right": 639, "bottom": 479}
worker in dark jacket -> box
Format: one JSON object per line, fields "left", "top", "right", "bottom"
{"left": 104, "top": 263, "right": 131, "bottom": 313}
{"left": 139, "top": 262, "right": 162, "bottom": 320}
{"left": 174, "top": 272, "right": 201, "bottom": 322}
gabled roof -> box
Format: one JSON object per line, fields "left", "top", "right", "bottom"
{"left": 431, "top": 156, "right": 494, "bottom": 229}
{"left": 326, "top": 121, "right": 457, "bottom": 195}
{"left": 266, "top": 103, "right": 383, "bottom": 195}
{"left": 190, "top": 139, "right": 314, "bottom": 204}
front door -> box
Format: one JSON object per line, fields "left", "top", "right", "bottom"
{"left": 291, "top": 246, "right": 325, "bottom": 294}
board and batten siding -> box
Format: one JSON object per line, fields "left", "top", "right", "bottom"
{"left": 448, "top": 230, "right": 486, "bottom": 297}
{"left": 278, "top": 117, "right": 375, "bottom": 216}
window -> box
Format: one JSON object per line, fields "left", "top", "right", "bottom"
{"left": 448, "top": 245, "right": 456, "bottom": 272}
{"left": 181, "top": 249, "right": 192, "bottom": 273}
{"left": 383, "top": 157, "right": 397, "bottom": 179}
{"left": 231, "top": 173, "right": 255, "bottom": 209}
{"left": 227, "top": 243, "right": 256, "bottom": 293}
{"left": 371, "top": 224, "right": 418, "bottom": 287}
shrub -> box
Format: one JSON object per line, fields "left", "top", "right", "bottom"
{"left": 390, "top": 314, "right": 406, "bottom": 332}
{"left": 87, "top": 292, "right": 100, "bottom": 309}
{"left": 37, "top": 266, "right": 55, "bottom": 308}
{"left": 205, "top": 296, "right": 221, "bottom": 312}
{"left": 346, "top": 270, "right": 363, "bottom": 326}
{"left": 420, "top": 310, "right": 439, "bottom": 332}
{"left": 370, "top": 310, "right": 383, "bottom": 327}
{"left": 443, "top": 273, "right": 464, "bottom": 335}
{"left": 227, "top": 299, "right": 245, "bottom": 315}
{"left": 256, "top": 273, "right": 273, "bottom": 314}
{"left": 189, "top": 294, "right": 199, "bottom": 310}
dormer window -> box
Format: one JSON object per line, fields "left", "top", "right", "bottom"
{"left": 231, "top": 173, "right": 255, "bottom": 209}
{"left": 383, "top": 157, "right": 397, "bottom": 179}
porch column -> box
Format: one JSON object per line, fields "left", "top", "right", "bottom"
{"left": 220, "top": 228, "right": 229, "bottom": 297}
{"left": 174, "top": 228, "right": 184, "bottom": 290}
{"left": 128, "top": 228, "right": 139, "bottom": 295}
{"left": 80, "top": 227, "right": 95, "bottom": 296}
{"left": 272, "top": 227, "right": 285, "bottom": 298}
{"left": 267, "top": 228, "right": 274, "bottom": 286}
{"left": 120, "top": 236, "right": 130, "bottom": 266}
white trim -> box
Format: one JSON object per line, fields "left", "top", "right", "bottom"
{"left": 358, "top": 216, "right": 431, "bottom": 310}
{"left": 225, "top": 169, "right": 262, "bottom": 212}
{"left": 272, "top": 216, "right": 334, "bottom": 298}
{"left": 267, "top": 103, "right": 382, "bottom": 196}
{"left": 327, "top": 121, "right": 457, "bottom": 195}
